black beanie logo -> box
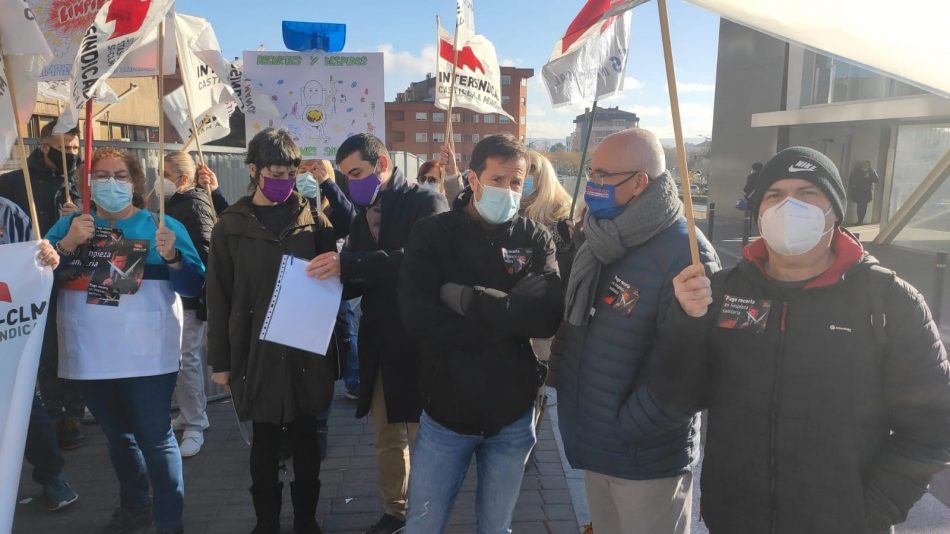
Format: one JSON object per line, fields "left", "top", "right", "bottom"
{"left": 788, "top": 160, "right": 818, "bottom": 173}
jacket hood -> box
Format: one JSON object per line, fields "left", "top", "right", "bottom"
{"left": 741, "top": 227, "right": 878, "bottom": 289}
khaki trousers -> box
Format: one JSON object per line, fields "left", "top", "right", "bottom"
{"left": 370, "top": 370, "right": 418, "bottom": 519}
{"left": 584, "top": 470, "right": 693, "bottom": 534}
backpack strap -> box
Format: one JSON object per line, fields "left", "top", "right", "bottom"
{"left": 866, "top": 265, "right": 896, "bottom": 347}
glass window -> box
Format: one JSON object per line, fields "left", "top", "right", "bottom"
{"left": 432, "top": 132, "right": 445, "bottom": 143}
{"left": 520, "top": 117, "right": 526, "bottom": 125}
{"left": 452, "top": 113, "right": 461, "bottom": 123}
{"left": 453, "top": 133, "right": 462, "bottom": 142}
{"left": 891, "top": 123, "right": 950, "bottom": 252}
{"left": 521, "top": 78, "right": 527, "bottom": 86}
{"left": 433, "top": 112, "right": 445, "bottom": 122}
{"left": 416, "top": 132, "right": 428, "bottom": 142}
{"left": 501, "top": 75, "right": 511, "bottom": 86}
{"left": 473, "top": 115, "right": 480, "bottom": 124}
{"left": 502, "top": 95, "right": 511, "bottom": 105}
{"left": 484, "top": 114, "right": 495, "bottom": 124}
{"left": 415, "top": 112, "right": 427, "bottom": 121}
{"left": 433, "top": 153, "right": 441, "bottom": 160}
{"left": 472, "top": 134, "right": 480, "bottom": 143}
{"left": 500, "top": 116, "right": 511, "bottom": 124}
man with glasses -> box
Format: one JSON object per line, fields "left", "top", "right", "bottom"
{"left": 0, "top": 119, "right": 86, "bottom": 451}
{"left": 549, "top": 128, "right": 719, "bottom": 533}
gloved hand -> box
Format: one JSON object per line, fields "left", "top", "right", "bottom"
{"left": 439, "top": 283, "right": 474, "bottom": 315}
{"left": 511, "top": 273, "right": 547, "bottom": 298}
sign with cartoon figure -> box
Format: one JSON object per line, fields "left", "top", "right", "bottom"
{"left": 242, "top": 51, "right": 385, "bottom": 160}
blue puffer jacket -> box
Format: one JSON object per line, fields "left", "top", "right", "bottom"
{"left": 554, "top": 217, "right": 720, "bottom": 480}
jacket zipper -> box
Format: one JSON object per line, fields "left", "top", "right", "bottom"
{"left": 769, "top": 302, "right": 789, "bottom": 534}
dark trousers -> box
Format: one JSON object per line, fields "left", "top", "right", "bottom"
{"left": 251, "top": 416, "right": 322, "bottom": 486}
{"left": 856, "top": 201, "right": 870, "bottom": 224}
{"left": 25, "top": 392, "right": 65, "bottom": 486}
{"left": 37, "top": 295, "right": 84, "bottom": 419}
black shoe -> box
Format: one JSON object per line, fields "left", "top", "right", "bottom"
{"left": 55, "top": 416, "right": 86, "bottom": 450}
{"left": 362, "top": 513, "right": 405, "bottom": 534}
{"left": 249, "top": 483, "right": 282, "bottom": 534}
{"left": 100, "top": 504, "right": 153, "bottom": 534}
{"left": 291, "top": 480, "right": 323, "bottom": 534}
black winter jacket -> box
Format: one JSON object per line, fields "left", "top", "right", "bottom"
{"left": 341, "top": 168, "right": 449, "bottom": 422}
{"left": 206, "top": 194, "right": 338, "bottom": 424}
{"left": 0, "top": 149, "right": 78, "bottom": 236}
{"left": 165, "top": 188, "right": 215, "bottom": 311}
{"left": 653, "top": 230, "right": 950, "bottom": 534}
{"left": 399, "top": 189, "right": 563, "bottom": 436}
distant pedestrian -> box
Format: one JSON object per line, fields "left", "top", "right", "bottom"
{"left": 849, "top": 160, "right": 879, "bottom": 224}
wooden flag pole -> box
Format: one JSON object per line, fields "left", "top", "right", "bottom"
{"left": 82, "top": 101, "right": 93, "bottom": 214}
{"left": 55, "top": 100, "right": 72, "bottom": 205}
{"left": 1, "top": 51, "right": 42, "bottom": 238}
{"left": 569, "top": 101, "right": 598, "bottom": 220}
{"left": 440, "top": 14, "right": 462, "bottom": 143}
{"left": 657, "top": 0, "right": 700, "bottom": 266}
{"left": 157, "top": 20, "right": 166, "bottom": 226}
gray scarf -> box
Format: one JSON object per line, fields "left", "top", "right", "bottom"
{"left": 565, "top": 172, "right": 683, "bottom": 326}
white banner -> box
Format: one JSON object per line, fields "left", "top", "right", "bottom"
{"left": 435, "top": 24, "right": 510, "bottom": 119}
{"left": 456, "top": 0, "right": 475, "bottom": 39}
{"left": 55, "top": 0, "right": 175, "bottom": 132}
{"left": 38, "top": 79, "right": 119, "bottom": 104}
{"left": 542, "top": 10, "right": 631, "bottom": 108}
{"left": 0, "top": 0, "right": 54, "bottom": 166}
{"left": 242, "top": 51, "right": 385, "bottom": 160}
{"left": 0, "top": 241, "right": 54, "bottom": 534}
{"left": 28, "top": 0, "right": 176, "bottom": 82}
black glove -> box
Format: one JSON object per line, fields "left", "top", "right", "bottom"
{"left": 511, "top": 273, "right": 547, "bottom": 298}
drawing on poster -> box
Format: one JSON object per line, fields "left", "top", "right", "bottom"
{"left": 243, "top": 51, "right": 385, "bottom": 159}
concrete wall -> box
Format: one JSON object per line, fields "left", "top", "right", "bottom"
{"left": 708, "top": 20, "right": 787, "bottom": 219}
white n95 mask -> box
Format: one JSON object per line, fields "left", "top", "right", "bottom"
{"left": 759, "top": 197, "right": 832, "bottom": 256}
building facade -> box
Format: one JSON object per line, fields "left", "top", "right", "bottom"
{"left": 708, "top": 19, "right": 950, "bottom": 252}
{"left": 384, "top": 67, "right": 533, "bottom": 168}
{"left": 569, "top": 106, "right": 640, "bottom": 152}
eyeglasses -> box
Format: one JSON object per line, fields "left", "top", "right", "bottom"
{"left": 92, "top": 171, "right": 132, "bottom": 183}
{"left": 418, "top": 175, "right": 441, "bottom": 185}
{"left": 587, "top": 167, "right": 644, "bottom": 185}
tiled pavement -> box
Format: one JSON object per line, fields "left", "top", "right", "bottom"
{"left": 13, "top": 385, "right": 579, "bottom": 534}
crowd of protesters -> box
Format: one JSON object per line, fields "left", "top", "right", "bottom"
{"left": 2, "top": 119, "right": 948, "bottom": 534}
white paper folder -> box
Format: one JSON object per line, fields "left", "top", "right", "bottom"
{"left": 259, "top": 255, "right": 343, "bottom": 356}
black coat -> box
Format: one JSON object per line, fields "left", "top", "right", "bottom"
{"left": 341, "top": 168, "right": 449, "bottom": 422}
{"left": 848, "top": 167, "right": 879, "bottom": 202}
{"left": 206, "top": 194, "right": 338, "bottom": 424}
{"left": 399, "top": 190, "right": 563, "bottom": 435}
{"left": 165, "top": 188, "right": 215, "bottom": 311}
{"left": 0, "top": 149, "right": 78, "bottom": 236}
{"left": 653, "top": 232, "right": 950, "bottom": 534}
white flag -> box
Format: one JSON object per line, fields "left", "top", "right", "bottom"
{"left": 456, "top": 0, "right": 475, "bottom": 39}
{"left": 38, "top": 79, "right": 120, "bottom": 104}
{"left": 163, "top": 13, "right": 236, "bottom": 144}
{"left": 0, "top": 0, "right": 54, "bottom": 166}
{"left": 435, "top": 23, "right": 511, "bottom": 119}
{"left": 0, "top": 241, "right": 55, "bottom": 534}
{"left": 542, "top": 9, "right": 632, "bottom": 107}
{"left": 55, "top": 0, "right": 175, "bottom": 133}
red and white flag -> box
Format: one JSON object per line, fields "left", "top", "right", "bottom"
{"left": 0, "top": 0, "right": 54, "bottom": 166}
{"left": 435, "top": 22, "right": 511, "bottom": 119}
{"left": 54, "top": 0, "right": 175, "bottom": 133}
{"left": 542, "top": 0, "right": 644, "bottom": 107}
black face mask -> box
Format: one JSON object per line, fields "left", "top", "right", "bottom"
{"left": 47, "top": 147, "right": 79, "bottom": 176}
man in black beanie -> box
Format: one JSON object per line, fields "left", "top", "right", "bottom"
{"left": 647, "top": 146, "right": 950, "bottom": 533}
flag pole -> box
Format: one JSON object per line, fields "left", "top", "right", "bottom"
{"left": 156, "top": 20, "right": 166, "bottom": 226}
{"left": 1, "top": 51, "right": 42, "bottom": 238}
{"left": 443, "top": 14, "right": 462, "bottom": 144}
{"left": 569, "top": 101, "right": 597, "bottom": 220}
{"left": 55, "top": 100, "right": 72, "bottom": 205}
{"left": 657, "top": 0, "right": 700, "bottom": 265}
{"left": 82, "top": 101, "right": 93, "bottom": 214}
{"left": 173, "top": 20, "right": 215, "bottom": 216}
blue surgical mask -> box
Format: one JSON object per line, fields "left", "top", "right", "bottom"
{"left": 523, "top": 175, "right": 536, "bottom": 197}
{"left": 296, "top": 172, "right": 319, "bottom": 199}
{"left": 583, "top": 174, "right": 638, "bottom": 220}
{"left": 92, "top": 178, "right": 134, "bottom": 213}
{"left": 474, "top": 183, "right": 521, "bottom": 225}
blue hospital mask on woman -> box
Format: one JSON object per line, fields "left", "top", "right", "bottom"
{"left": 92, "top": 177, "right": 134, "bottom": 213}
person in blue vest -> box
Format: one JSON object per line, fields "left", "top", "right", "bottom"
{"left": 0, "top": 197, "right": 78, "bottom": 512}
{"left": 550, "top": 128, "right": 720, "bottom": 534}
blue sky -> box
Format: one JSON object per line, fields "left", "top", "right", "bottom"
{"left": 175, "top": 0, "right": 720, "bottom": 142}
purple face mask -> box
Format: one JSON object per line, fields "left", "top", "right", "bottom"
{"left": 260, "top": 175, "right": 296, "bottom": 203}
{"left": 350, "top": 173, "right": 383, "bottom": 207}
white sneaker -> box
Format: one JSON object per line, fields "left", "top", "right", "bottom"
{"left": 179, "top": 430, "right": 204, "bottom": 458}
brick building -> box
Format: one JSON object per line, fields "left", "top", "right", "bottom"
{"left": 384, "top": 67, "right": 533, "bottom": 167}
{"left": 569, "top": 106, "right": 640, "bottom": 151}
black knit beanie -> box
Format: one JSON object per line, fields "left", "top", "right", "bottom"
{"left": 749, "top": 146, "right": 846, "bottom": 222}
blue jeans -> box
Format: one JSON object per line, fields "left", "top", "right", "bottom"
{"left": 406, "top": 407, "right": 537, "bottom": 534}
{"left": 25, "top": 392, "right": 65, "bottom": 486}
{"left": 342, "top": 297, "right": 361, "bottom": 393}
{"left": 78, "top": 373, "right": 184, "bottom": 530}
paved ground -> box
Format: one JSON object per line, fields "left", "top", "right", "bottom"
{"left": 14, "top": 387, "right": 577, "bottom": 533}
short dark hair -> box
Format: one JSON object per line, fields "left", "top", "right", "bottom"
{"left": 751, "top": 162, "right": 763, "bottom": 172}
{"left": 469, "top": 133, "right": 527, "bottom": 177}
{"left": 245, "top": 128, "right": 301, "bottom": 169}
{"left": 335, "top": 133, "right": 388, "bottom": 167}
{"left": 41, "top": 119, "right": 79, "bottom": 139}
